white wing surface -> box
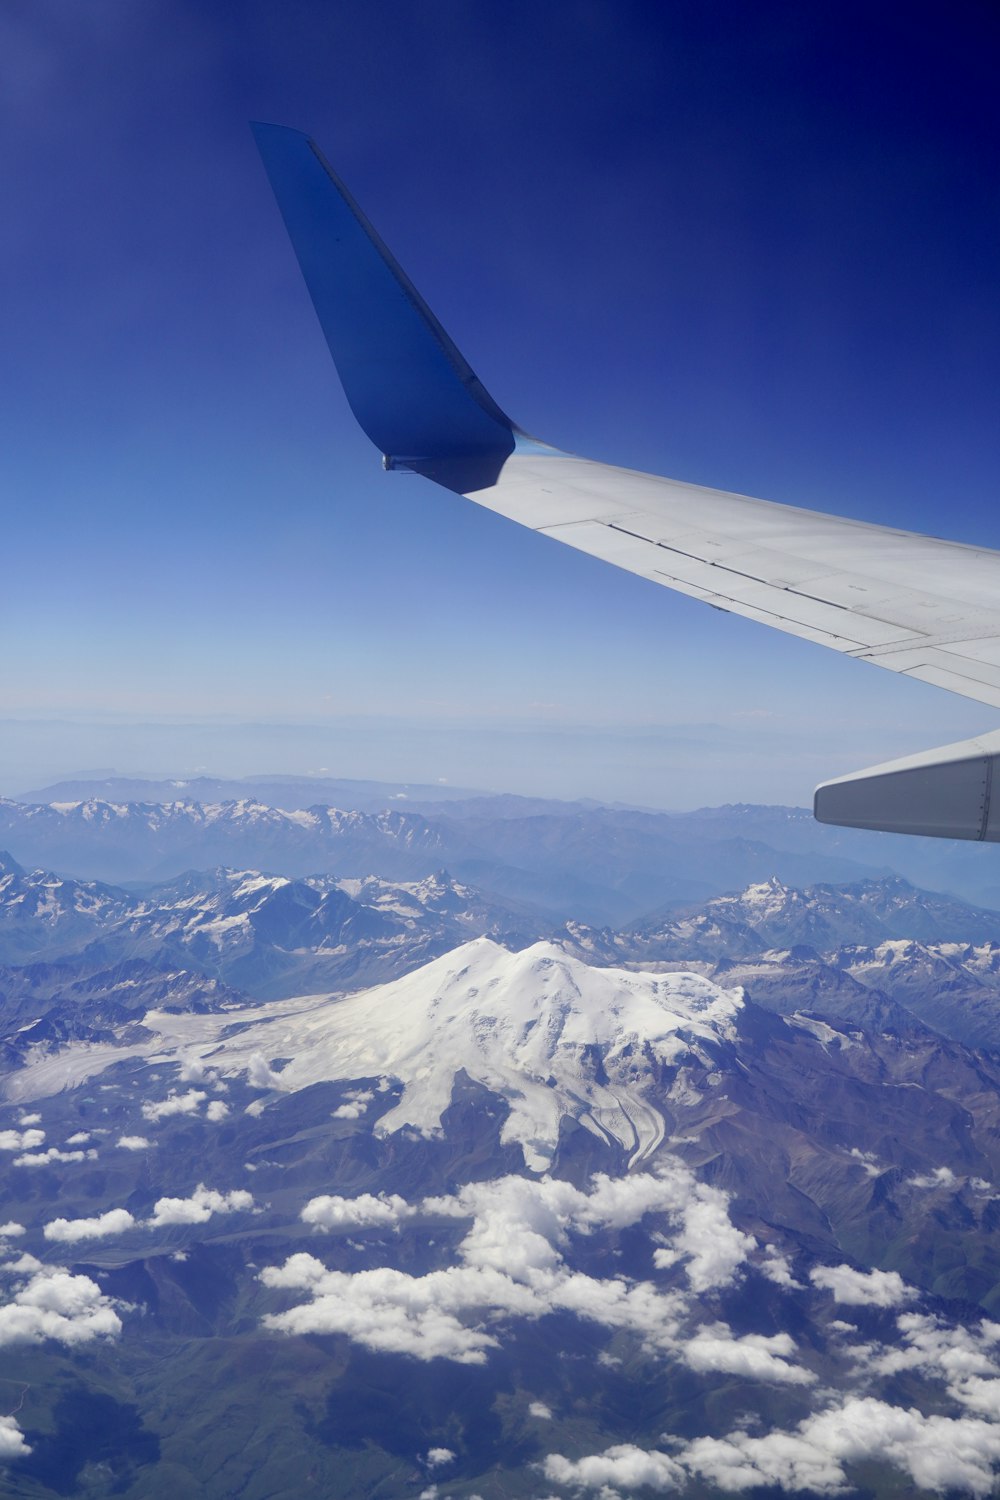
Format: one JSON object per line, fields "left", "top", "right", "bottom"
{"left": 465, "top": 449, "right": 1000, "bottom": 712}
{"left": 253, "top": 123, "right": 1000, "bottom": 842}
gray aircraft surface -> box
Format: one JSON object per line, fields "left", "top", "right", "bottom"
{"left": 253, "top": 123, "right": 1000, "bottom": 844}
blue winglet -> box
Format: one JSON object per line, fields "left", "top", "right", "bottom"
{"left": 251, "top": 123, "right": 516, "bottom": 491}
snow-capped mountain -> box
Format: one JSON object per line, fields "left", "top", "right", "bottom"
{"left": 0, "top": 794, "right": 940, "bottom": 922}
{"left": 629, "top": 873, "right": 1000, "bottom": 957}
{"left": 4, "top": 940, "right": 744, "bottom": 1171}
{"left": 0, "top": 851, "right": 134, "bottom": 963}
{"left": 6, "top": 935, "right": 1000, "bottom": 1495}
{"left": 6, "top": 845, "right": 1000, "bottom": 1494}
{"left": 0, "top": 797, "right": 461, "bottom": 885}
{"left": 0, "top": 856, "right": 549, "bottom": 1000}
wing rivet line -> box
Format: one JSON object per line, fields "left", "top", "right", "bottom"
{"left": 979, "top": 756, "right": 994, "bottom": 841}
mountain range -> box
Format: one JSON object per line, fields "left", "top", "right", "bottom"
{"left": 3, "top": 786, "right": 1000, "bottom": 1495}
{"left": 5, "top": 935, "right": 1000, "bottom": 1495}
{"left": 11, "top": 777, "right": 1000, "bottom": 913}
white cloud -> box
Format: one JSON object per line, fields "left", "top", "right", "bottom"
{"left": 302, "top": 1193, "right": 412, "bottom": 1231}
{"left": 262, "top": 1261, "right": 513, "bottom": 1363}
{"left": 0, "top": 1224, "right": 24, "bottom": 1239}
{"left": 117, "top": 1135, "right": 152, "bottom": 1150}
{"left": 860, "top": 1313, "right": 1000, "bottom": 1405}
{"left": 142, "top": 1089, "right": 206, "bottom": 1122}
{"left": 0, "top": 1413, "right": 30, "bottom": 1459}
{"left": 529, "top": 1401, "right": 553, "bottom": 1419}
{"left": 246, "top": 1053, "right": 283, "bottom": 1089}
{"left": 44, "top": 1209, "right": 136, "bottom": 1243}
{"left": 541, "top": 1443, "right": 684, "bottom": 1491}
{"left": 17, "top": 1114, "right": 41, "bottom": 1127}
{"left": 681, "top": 1428, "right": 847, "bottom": 1494}
{"left": 178, "top": 1056, "right": 209, "bottom": 1082}
{"left": 554, "top": 1397, "right": 1000, "bottom": 1498}
{"left": 0, "top": 1264, "right": 122, "bottom": 1348}
{"left": 333, "top": 1088, "right": 375, "bottom": 1120}
{"left": 205, "top": 1100, "right": 229, "bottom": 1122}
{"left": 665, "top": 1192, "right": 756, "bottom": 1293}
{"left": 684, "top": 1323, "right": 814, "bottom": 1386}
{"left": 13, "top": 1147, "right": 94, "bottom": 1167}
{"left": 0, "top": 1129, "right": 44, "bottom": 1151}
{"left": 425, "top": 1447, "right": 454, "bottom": 1467}
{"left": 149, "top": 1184, "right": 253, "bottom": 1228}
{"left": 810, "top": 1264, "right": 915, "bottom": 1308}
{"left": 803, "top": 1397, "right": 1000, "bottom": 1497}
{"left": 675, "top": 1390, "right": 1000, "bottom": 1496}
{"left": 65, "top": 1132, "right": 91, "bottom": 1145}
{"left": 263, "top": 1171, "right": 788, "bottom": 1376}
{"left": 759, "top": 1246, "right": 800, "bottom": 1288}
{"left": 909, "top": 1166, "right": 959, "bottom": 1190}
{"left": 2, "top": 1254, "right": 41, "bottom": 1275}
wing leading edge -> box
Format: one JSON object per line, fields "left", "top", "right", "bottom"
{"left": 252, "top": 123, "right": 1000, "bottom": 842}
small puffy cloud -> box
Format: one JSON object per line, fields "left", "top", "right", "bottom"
{"left": 541, "top": 1443, "right": 684, "bottom": 1492}
{"left": 0, "top": 1129, "right": 45, "bottom": 1151}
{"left": 866, "top": 1313, "right": 1000, "bottom": 1398}
{"left": 810, "top": 1264, "right": 915, "bottom": 1308}
{"left": 529, "top": 1401, "right": 553, "bottom": 1419}
{"left": 205, "top": 1100, "right": 229, "bottom": 1123}
{"left": 674, "top": 1394, "right": 1000, "bottom": 1496}
{"left": 909, "top": 1166, "right": 959, "bottom": 1190}
{"left": 0, "top": 1416, "right": 29, "bottom": 1452}
{"left": 3, "top": 1254, "right": 41, "bottom": 1275}
{"left": 17, "top": 1114, "right": 41, "bottom": 1127}
{"left": 576, "top": 1167, "right": 755, "bottom": 1293}
{"left": 260, "top": 1253, "right": 328, "bottom": 1291}
{"left": 65, "top": 1132, "right": 91, "bottom": 1146}
{"left": 684, "top": 1324, "right": 814, "bottom": 1386}
{"left": 14, "top": 1148, "right": 92, "bottom": 1168}
{"left": 804, "top": 1397, "right": 1000, "bottom": 1497}
{"left": 302, "top": 1192, "right": 413, "bottom": 1232}
{"left": 44, "top": 1209, "right": 136, "bottom": 1243}
{"left": 425, "top": 1447, "right": 455, "bottom": 1468}
{"left": 149, "top": 1184, "right": 253, "bottom": 1228}
{"left": 682, "top": 1428, "right": 846, "bottom": 1494}
{"left": 0, "top": 1265, "right": 122, "bottom": 1348}
{"left": 0, "top": 1224, "right": 24, "bottom": 1239}
{"left": 178, "top": 1056, "right": 209, "bottom": 1082}
{"left": 759, "top": 1246, "right": 800, "bottom": 1289}
{"left": 660, "top": 1191, "right": 756, "bottom": 1294}
{"left": 333, "top": 1089, "right": 375, "bottom": 1120}
{"left": 117, "top": 1135, "right": 152, "bottom": 1151}
{"left": 0, "top": 1413, "right": 30, "bottom": 1458}
{"left": 246, "top": 1053, "right": 283, "bottom": 1090}
{"left": 142, "top": 1090, "right": 206, "bottom": 1122}
{"left": 262, "top": 1261, "right": 527, "bottom": 1363}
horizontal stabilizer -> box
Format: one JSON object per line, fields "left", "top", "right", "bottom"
{"left": 251, "top": 123, "right": 515, "bottom": 489}
{"left": 814, "top": 732, "right": 1000, "bottom": 840}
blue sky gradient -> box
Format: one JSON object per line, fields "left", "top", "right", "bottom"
{"left": 2, "top": 1, "right": 999, "bottom": 804}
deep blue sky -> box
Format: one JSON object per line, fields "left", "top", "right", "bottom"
{"left": 2, "top": 0, "right": 999, "bottom": 804}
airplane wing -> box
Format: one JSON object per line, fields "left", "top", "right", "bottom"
{"left": 252, "top": 122, "right": 1000, "bottom": 843}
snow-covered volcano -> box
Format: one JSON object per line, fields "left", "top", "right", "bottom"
{"left": 5, "top": 938, "right": 743, "bottom": 1171}
{"left": 259, "top": 938, "right": 743, "bottom": 1169}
